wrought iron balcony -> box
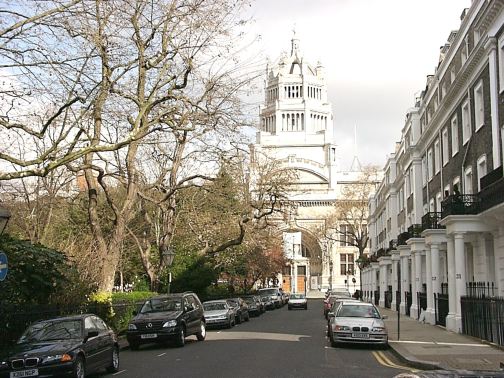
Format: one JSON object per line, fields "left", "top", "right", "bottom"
{"left": 408, "top": 224, "right": 423, "bottom": 237}
{"left": 421, "top": 212, "right": 445, "bottom": 231}
{"left": 397, "top": 231, "right": 410, "bottom": 246}
{"left": 441, "top": 194, "right": 480, "bottom": 218}
{"left": 389, "top": 239, "right": 398, "bottom": 250}
{"left": 479, "top": 167, "right": 504, "bottom": 213}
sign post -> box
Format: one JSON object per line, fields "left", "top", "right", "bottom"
{"left": 397, "top": 263, "right": 401, "bottom": 340}
{"left": 0, "top": 252, "right": 8, "bottom": 281}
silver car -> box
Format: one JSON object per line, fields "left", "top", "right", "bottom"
{"left": 203, "top": 300, "right": 235, "bottom": 328}
{"left": 288, "top": 293, "right": 307, "bottom": 310}
{"left": 328, "top": 301, "right": 388, "bottom": 347}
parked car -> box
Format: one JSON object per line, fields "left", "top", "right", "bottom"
{"left": 126, "top": 292, "right": 206, "bottom": 350}
{"left": 203, "top": 300, "right": 235, "bottom": 328}
{"left": 258, "top": 287, "right": 283, "bottom": 308}
{"left": 326, "top": 298, "right": 360, "bottom": 335}
{"left": 327, "top": 301, "right": 388, "bottom": 347}
{"left": 288, "top": 293, "right": 308, "bottom": 310}
{"left": 260, "top": 295, "right": 275, "bottom": 310}
{"left": 0, "top": 314, "right": 119, "bottom": 378}
{"left": 324, "top": 292, "right": 352, "bottom": 318}
{"left": 226, "top": 298, "right": 250, "bottom": 323}
{"left": 241, "top": 296, "right": 263, "bottom": 316}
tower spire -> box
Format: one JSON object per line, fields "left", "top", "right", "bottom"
{"left": 350, "top": 125, "right": 362, "bottom": 171}
{"left": 291, "top": 24, "right": 300, "bottom": 56}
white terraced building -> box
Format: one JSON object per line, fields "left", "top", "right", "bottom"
{"left": 363, "top": 0, "right": 504, "bottom": 343}
{"left": 251, "top": 33, "right": 370, "bottom": 296}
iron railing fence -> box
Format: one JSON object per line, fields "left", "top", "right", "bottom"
{"left": 435, "top": 293, "right": 448, "bottom": 327}
{"left": 405, "top": 291, "right": 412, "bottom": 317}
{"left": 466, "top": 282, "right": 495, "bottom": 298}
{"left": 461, "top": 295, "right": 504, "bottom": 346}
{"left": 417, "top": 292, "right": 427, "bottom": 320}
{"left": 479, "top": 177, "right": 504, "bottom": 213}
{"left": 384, "top": 287, "right": 392, "bottom": 309}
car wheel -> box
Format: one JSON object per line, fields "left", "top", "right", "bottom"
{"left": 329, "top": 331, "right": 339, "bottom": 348}
{"left": 245, "top": 313, "right": 250, "bottom": 321}
{"left": 106, "top": 346, "right": 120, "bottom": 373}
{"left": 304, "top": 305, "right": 308, "bottom": 310}
{"left": 227, "top": 318, "right": 233, "bottom": 328}
{"left": 72, "top": 355, "right": 85, "bottom": 378}
{"left": 196, "top": 322, "right": 206, "bottom": 341}
{"left": 288, "top": 306, "right": 291, "bottom": 310}
{"left": 175, "top": 326, "right": 185, "bottom": 347}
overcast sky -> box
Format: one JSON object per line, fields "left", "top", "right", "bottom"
{"left": 244, "top": 0, "right": 471, "bottom": 170}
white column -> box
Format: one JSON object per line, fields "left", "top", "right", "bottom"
{"left": 485, "top": 37, "right": 502, "bottom": 168}
{"left": 454, "top": 233, "right": 466, "bottom": 333}
{"left": 293, "top": 261, "right": 298, "bottom": 294}
{"left": 410, "top": 253, "right": 418, "bottom": 318}
{"left": 427, "top": 243, "right": 440, "bottom": 325}
{"left": 446, "top": 236, "right": 457, "bottom": 332}
{"left": 399, "top": 252, "right": 410, "bottom": 315}
{"left": 494, "top": 227, "right": 504, "bottom": 297}
{"left": 379, "top": 264, "right": 387, "bottom": 308}
{"left": 391, "top": 252, "right": 399, "bottom": 310}
{"left": 425, "top": 246, "right": 435, "bottom": 324}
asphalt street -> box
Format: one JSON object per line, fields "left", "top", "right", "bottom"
{"left": 104, "top": 299, "right": 415, "bottom": 378}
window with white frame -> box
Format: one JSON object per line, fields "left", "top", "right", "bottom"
{"left": 429, "top": 198, "right": 435, "bottom": 212}
{"left": 451, "top": 66, "right": 456, "bottom": 83}
{"left": 453, "top": 176, "right": 460, "bottom": 192}
{"left": 451, "top": 115, "right": 459, "bottom": 156}
{"left": 477, "top": 155, "right": 487, "bottom": 192}
{"left": 474, "top": 80, "right": 484, "bottom": 131}
{"left": 436, "top": 192, "right": 442, "bottom": 212}
{"left": 399, "top": 187, "right": 404, "bottom": 210}
{"left": 444, "top": 184, "right": 451, "bottom": 198}
{"left": 427, "top": 148, "right": 433, "bottom": 180}
{"left": 464, "top": 167, "right": 473, "bottom": 195}
{"left": 434, "top": 139, "right": 441, "bottom": 174}
{"left": 462, "top": 99, "right": 471, "bottom": 144}
{"left": 442, "top": 127, "right": 449, "bottom": 166}
{"left": 409, "top": 168, "right": 413, "bottom": 195}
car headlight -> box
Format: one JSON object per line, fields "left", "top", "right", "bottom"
{"left": 372, "top": 327, "right": 386, "bottom": 332}
{"left": 335, "top": 325, "right": 350, "bottom": 331}
{"left": 128, "top": 323, "right": 137, "bottom": 330}
{"left": 163, "top": 320, "right": 178, "bottom": 327}
{"left": 42, "top": 354, "right": 72, "bottom": 364}
{"left": 0, "top": 361, "right": 8, "bottom": 370}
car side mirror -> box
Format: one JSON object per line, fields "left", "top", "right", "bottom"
{"left": 85, "top": 330, "right": 99, "bottom": 342}
{"left": 382, "top": 315, "right": 388, "bottom": 320}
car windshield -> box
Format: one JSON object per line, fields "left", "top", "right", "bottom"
{"left": 18, "top": 319, "right": 82, "bottom": 343}
{"left": 290, "top": 294, "right": 305, "bottom": 299}
{"left": 141, "top": 298, "right": 182, "bottom": 313}
{"left": 258, "top": 289, "right": 277, "bottom": 296}
{"left": 261, "top": 297, "right": 269, "bottom": 302}
{"left": 226, "top": 300, "right": 238, "bottom": 308}
{"left": 204, "top": 303, "right": 226, "bottom": 311}
{"left": 337, "top": 304, "right": 380, "bottom": 318}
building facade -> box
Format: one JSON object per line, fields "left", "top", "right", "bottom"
{"left": 365, "top": 0, "right": 504, "bottom": 336}
{"left": 252, "top": 34, "right": 369, "bottom": 295}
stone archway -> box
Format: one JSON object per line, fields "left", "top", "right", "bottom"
{"left": 281, "top": 227, "right": 323, "bottom": 293}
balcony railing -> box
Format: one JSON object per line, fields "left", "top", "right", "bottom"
{"left": 479, "top": 176, "right": 504, "bottom": 213}
{"left": 397, "top": 231, "right": 410, "bottom": 246}
{"left": 407, "top": 224, "right": 423, "bottom": 237}
{"left": 421, "top": 212, "right": 445, "bottom": 231}
{"left": 441, "top": 194, "right": 481, "bottom": 218}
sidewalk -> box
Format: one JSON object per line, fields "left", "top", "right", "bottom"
{"left": 378, "top": 307, "right": 504, "bottom": 371}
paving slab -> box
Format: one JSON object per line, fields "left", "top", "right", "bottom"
{"left": 378, "top": 307, "right": 504, "bottom": 371}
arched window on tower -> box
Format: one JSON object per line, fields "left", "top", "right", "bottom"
{"left": 282, "top": 114, "right": 286, "bottom": 131}
{"left": 301, "top": 113, "right": 304, "bottom": 130}
{"left": 291, "top": 113, "right": 295, "bottom": 130}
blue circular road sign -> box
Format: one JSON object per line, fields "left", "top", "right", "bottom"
{"left": 0, "top": 252, "right": 8, "bottom": 281}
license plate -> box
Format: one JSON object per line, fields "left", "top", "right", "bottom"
{"left": 141, "top": 333, "right": 157, "bottom": 339}
{"left": 352, "top": 332, "right": 369, "bottom": 338}
{"left": 10, "top": 369, "right": 38, "bottom": 378}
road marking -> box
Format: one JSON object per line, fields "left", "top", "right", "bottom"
{"left": 390, "top": 340, "right": 489, "bottom": 347}
{"left": 205, "top": 331, "right": 308, "bottom": 342}
{"left": 372, "top": 351, "right": 418, "bottom": 372}
{"left": 157, "top": 352, "right": 166, "bottom": 357}
{"left": 112, "top": 370, "right": 126, "bottom": 375}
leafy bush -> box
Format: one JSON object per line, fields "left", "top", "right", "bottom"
{"left": 89, "top": 291, "right": 157, "bottom": 334}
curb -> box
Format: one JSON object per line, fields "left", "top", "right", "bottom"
{"left": 388, "top": 342, "right": 442, "bottom": 371}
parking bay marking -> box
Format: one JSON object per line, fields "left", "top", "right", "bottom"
{"left": 112, "top": 370, "right": 126, "bottom": 376}
{"left": 372, "top": 351, "right": 418, "bottom": 373}
{"left": 157, "top": 352, "right": 166, "bottom": 357}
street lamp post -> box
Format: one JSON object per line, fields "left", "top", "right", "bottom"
{"left": 162, "top": 247, "right": 175, "bottom": 294}
{"left": 329, "top": 260, "right": 333, "bottom": 290}
{"left": 356, "top": 256, "right": 366, "bottom": 299}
